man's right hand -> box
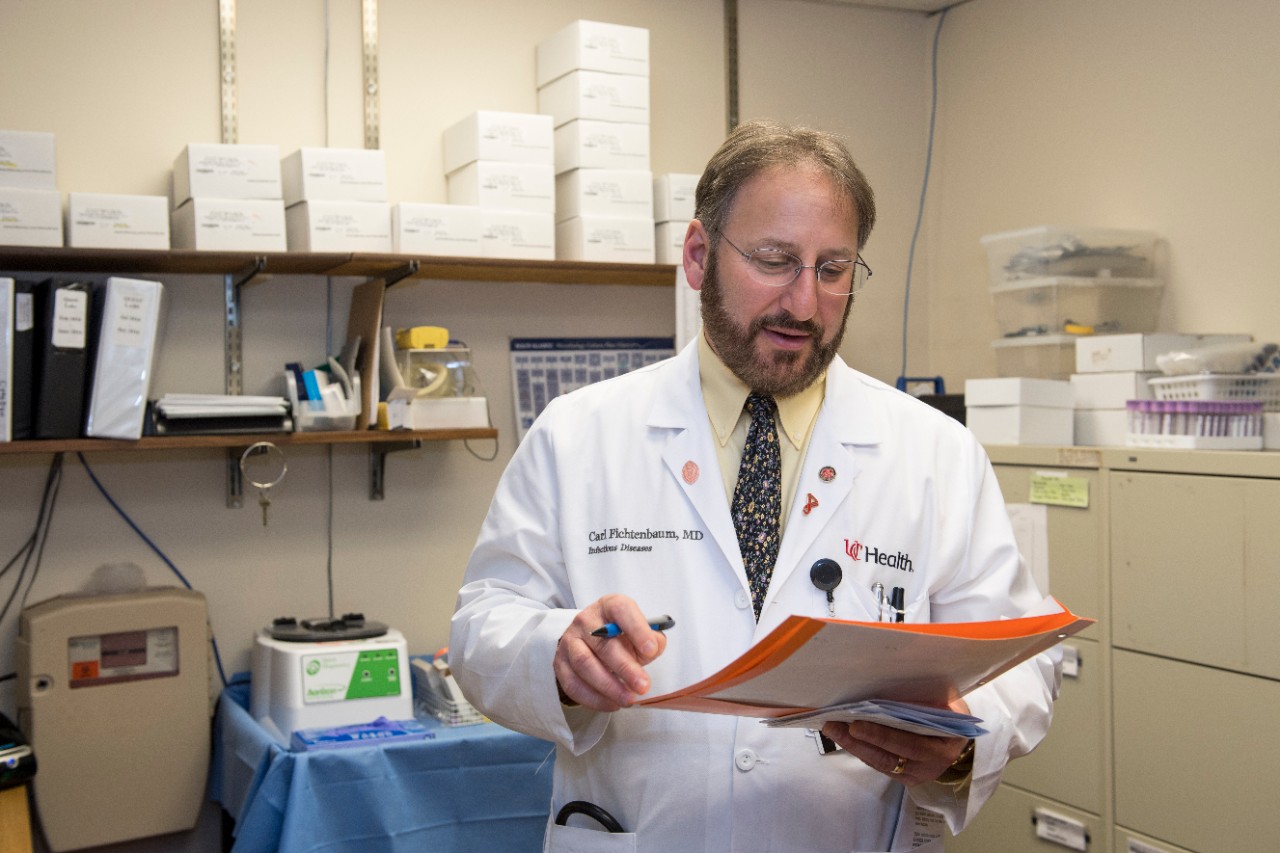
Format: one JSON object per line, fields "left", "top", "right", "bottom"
{"left": 552, "top": 594, "right": 669, "bottom": 712}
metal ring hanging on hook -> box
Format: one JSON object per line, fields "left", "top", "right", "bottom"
{"left": 239, "top": 441, "right": 288, "bottom": 490}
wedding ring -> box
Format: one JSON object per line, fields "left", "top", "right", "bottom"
{"left": 890, "top": 755, "right": 907, "bottom": 775}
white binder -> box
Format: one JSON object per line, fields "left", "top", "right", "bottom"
{"left": 84, "top": 276, "right": 165, "bottom": 439}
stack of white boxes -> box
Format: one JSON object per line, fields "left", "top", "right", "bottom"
{"left": 1071, "top": 332, "right": 1253, "bottom": 446}
{"left": 442, "top": 110, "right": 556, "bottom": 261}
{"left": 283, "top": 147, "right": 391, "bottom": 253}
{"left": 653, "top": 173, "right": 697, "bottom": 264}
{"left": 537, "top": 20, "right": 655, "bottom": 263}
{"left": 0, "top": 130, "right": 62, "bottom": 247}
{"left": 964, "top": 377, "right": 1074, "bottom": 446}
{"left": 170, "top": 143, "right": 287, "bottom": 252}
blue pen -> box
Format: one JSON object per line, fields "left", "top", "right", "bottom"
{"left": 591, "top": 614, "right": 675, "bottom": 638}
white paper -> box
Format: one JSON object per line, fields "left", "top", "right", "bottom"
{"left": 1006, "top": 502, "right": 1051, "bottom": 595}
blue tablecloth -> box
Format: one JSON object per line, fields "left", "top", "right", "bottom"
{"left": 210, "top": 678, "right": 555, "bottom": 853}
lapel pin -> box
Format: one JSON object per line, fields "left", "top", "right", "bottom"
{"left": 682, "top": 460, "right": 699, "bottom": 484}
{"left": 819, "top": 466, "right": 836, "bottom": 483}
{"left": 803, "top": 493, "right": 819, "bottom": 515}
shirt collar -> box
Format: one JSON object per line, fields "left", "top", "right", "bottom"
{"left": 697, "top": 331, "right": 825, "bottom": 450}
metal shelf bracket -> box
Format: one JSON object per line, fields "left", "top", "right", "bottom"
{"left": 369, "top": 440, "right": 421, "bottom": 500}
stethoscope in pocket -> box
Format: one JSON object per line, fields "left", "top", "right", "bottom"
{"left": 555, "top": 800, "right": 625, "bottom": 833}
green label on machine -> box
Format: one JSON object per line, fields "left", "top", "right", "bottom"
{"left": 301, "top": 647, "right": 403, "bottom": 704}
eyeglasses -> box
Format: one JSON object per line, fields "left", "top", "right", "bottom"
{"left": 718, "top": 232, "right": 872, "bottom": 297}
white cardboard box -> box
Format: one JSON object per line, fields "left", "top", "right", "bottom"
{"left": 537, "top": 70, "right": 650, "bottom": 127}
{"left": 0, "top": 130, "right": 57, "bottom": 189}
{"left": 285, "top": 200, "right": 391, "bottom": 253}
{"left": 392, "top": 203, "right": 483, "bottom": 256}
{"left": 66, "top": 193, "right": 169, "bottom": 250}
{"left": 964, "top": 377, "right": 1074, "bottom": 408}
{"left": 1074, "top": 333, "right": 1252, "bottom": 374}
{"left": 966, "top": 405, "right": 1074, "bottom": 446}
{"left": 479, "top": 210, "right": 554, "bottom": 260}
{"left": 654, "top": 173, "right": 698, "bottom": 223}
{"left": 556, "top": 215, "right": 655, "bottom": 263}
{"left": 442, "top": 111, "right": 554, "bottom": 174}
{"left": 536, "top": 19, "right": 649, "bottom": 86}
{"left": 281, "top": 148, "right": 387, "bottom": 205}
{"left": 172, "top": 143, "right": 282, "bottom": 208}
{"left": 1265, "top": 412, "right": 1280, "bottom": 451}
{"left": 554, "top": 120, "right": 650, "bottom": 173}
{"left": 655, "top": 220, "right": 685, "bottom": 264}
{"left": 1073, "top": 409, "right": 1129, "bottom": 447}
{"left": 446, "top": 161, "right": 555, "bottom": 214}
{"left": 170, "top": 198, "right": 286, "bottom": 252}
{"left": 1069, "top": 371, "right": 1156, "bottom": 409}
{"left": 0, "top": 188, "right": 63, "bottom": 247}
{"left": 555, "top": 168, "right": 653, "bottom": 221}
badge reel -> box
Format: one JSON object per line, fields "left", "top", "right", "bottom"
{"left": 808, "top": 558, "right": 845, "bottom": 755}
{"left": 240, "top": 441, "right": 288, "bottom": 526}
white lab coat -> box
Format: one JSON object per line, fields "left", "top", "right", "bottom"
{"left": 450, "top": 341, "right": 1058, "bottom": 853}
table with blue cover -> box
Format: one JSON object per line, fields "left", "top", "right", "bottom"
{"left": 210, "top": 677, "right": 555, "bottom": 853}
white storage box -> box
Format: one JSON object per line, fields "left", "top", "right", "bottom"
{"left": 281, "top": 148, "right": 388, "bottom": 205}
{"left": 556, "top": 215, "right": 656, "bottom": 263}
{"left": 392, "top": 203, "right": 483, "bottom": 256}
{"left": 980, "top": 225, "right": 1160, "bottom": 283}
{"left": 1074, "top": 409, "right": 1129, "bottom": 447}
{"left": 0, "top": 188, "right": 63, "bottom": 247}
{"left": 992, "top": 334, "right": 1078, "bottom": 381}
{"left": 655, "top": 220, "right": 684, "bottom": 264}
{"left": 536, "top": 19, "right": 649, "bottom": 86}
{"left": 66, "top": 193, "right": 169, "bottom": 250}
{"left": 172, "top": 143, "right": 281, "bottom": 208}
{"left": 479, "top": 210, "right": 554, "bottom": 260}
{"left": 554, "top": 120, "right": 650, "bottom": 173}
{"left": 0, "top": 130, "right": 57, "bottom": 189}
{"left": 446, "top": 161, "right": 555, "bottom": 213}
{"left": 990, "top": 277, "right": 1162, "bottom": 338}
{"left": 1070, "top": 371, "right": 1157, "bottom": 410}
{"left": 1265, "top": 413, "right": 1280, "bottom": 450}
{"left": 555, "top": 168, "right": 653, "bottom": 221}
{"left": 285, "top": 200, "right": 391, "bottom": 253}
{"left": 537, "top": 70, "right": 650, "bottom": 127}
{"left": 1075, "top": 333, "right": 1253, "bottom": 374}
{"left": 442, "top": 111, "right": 554, "bottom": 174}
{"left": 170, "top": 198, "right": 286, "bottom": 252}
{"left": 967, "top": 405, "right": 1073, "bottom": 446}
{"left": 964, "top": 377, "right": 1073, "bottom": 408}
{"left": 654, "top": 173, "right": 698, "bottom": 223}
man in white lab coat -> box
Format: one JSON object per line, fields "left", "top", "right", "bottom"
{"left": 450, "top": 120, "right": 1059, "bottom": 852}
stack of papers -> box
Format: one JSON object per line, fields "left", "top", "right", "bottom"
{"left": 412, "top": 657, "right": 486, "bottom": 727}
{"left": 764, "top": 699, "right": 987, "bottom": 738}
{"left": 641, "top": 597, "right": 1094, "bottom": 735}
{"left": 149, "top": 394, "right": 292, "bottom": 435}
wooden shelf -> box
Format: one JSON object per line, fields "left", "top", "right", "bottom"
{"left": 0, "top": 427, "right": 498, "bottom": 456}
{"left": 0, "top": 246, "right": 678, "bottom": 287}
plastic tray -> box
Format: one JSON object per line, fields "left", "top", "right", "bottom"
{"left": 1147, "top": 373, "right": 1280, "bottom": 411}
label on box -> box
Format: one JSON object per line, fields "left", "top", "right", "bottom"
{"left": 301, "top": 647, "right": 404, "bottom": 704}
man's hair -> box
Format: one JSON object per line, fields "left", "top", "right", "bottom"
{"left": 694, "top": 120, "right": 877, "bottom": 251}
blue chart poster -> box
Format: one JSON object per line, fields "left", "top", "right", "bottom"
{"left": 510, "top": 337, "right": 675, "bottom": 441}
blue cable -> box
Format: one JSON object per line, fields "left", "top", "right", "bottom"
{"left": 900, "top": 8, "right": 949, "bottom": 385}
{"left": 76, "top": 452, "right": 229, "bottom": 688}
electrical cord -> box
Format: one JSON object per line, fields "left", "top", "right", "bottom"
{"left": 0, "top": 453, "right": 64, "bottom": 627}
{"left": 76, "top": 452, "right": 230, "bottom": 688}
{"left": 899, "top": 8, "right": 949, "bottom": 386}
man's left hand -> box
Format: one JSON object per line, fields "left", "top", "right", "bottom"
{"left": 819, "top": 698, "right": 974, "bottom": 787}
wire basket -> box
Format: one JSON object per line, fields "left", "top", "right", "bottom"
{"left": 1147, "top": 373, "right": 1280, "bottom": 412}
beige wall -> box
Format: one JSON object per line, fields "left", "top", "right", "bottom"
{"left": 926, "top": 0, "right": 1280, "bottom": 381}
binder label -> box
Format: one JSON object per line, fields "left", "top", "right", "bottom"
{"left": 110, "top": 283, "right": 156, "bottom": 348}
{"left": 51, "top": 288, "right": 88, "bottom": 349}
{"left": 15, "top": 291, "right": 33, "bottom": 332}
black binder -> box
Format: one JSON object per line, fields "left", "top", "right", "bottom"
{"left": 31, "top": 279, "right": 95, "bottom": 439}
{"left": 11, "top": 279, "right": 37, "bottom": 440}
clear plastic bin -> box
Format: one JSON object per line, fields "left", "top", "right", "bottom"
{"left": 991, "top": 334, "right": 1078, "bottom": 381}
{"left": 394, "top": 346, "right": 483, "bottom": 398}
{"left": 980, "top": 226, "right": 1160, "bottom": 283}
{"left": 990, "top": 276, "right": 1163, "bottom": 338}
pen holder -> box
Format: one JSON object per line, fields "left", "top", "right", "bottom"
{"left": 286, "top": 371, "right": 361, "bottom": 432}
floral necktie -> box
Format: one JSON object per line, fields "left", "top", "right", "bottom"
{"left": 731, "top": 393, "right": 781, "bottom": 620}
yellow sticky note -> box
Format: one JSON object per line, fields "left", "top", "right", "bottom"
{"left": 1029, "top": 473, "right": 1089, "bottom": 508}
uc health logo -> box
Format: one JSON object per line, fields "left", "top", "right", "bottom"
{"left": 844, "top": 538, "right": 914, "bottom": 572}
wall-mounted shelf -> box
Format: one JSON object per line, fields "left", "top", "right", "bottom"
{"left": 0, "top": 246, "right": 678, "bottom": 287}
